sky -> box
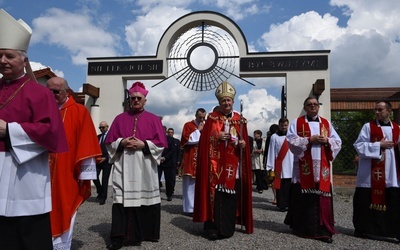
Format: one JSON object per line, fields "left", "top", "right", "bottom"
{"left": 1, "top": 0, "right": 400, "bottom": 139}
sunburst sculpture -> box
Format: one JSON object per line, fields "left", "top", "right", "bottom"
{"left": 153, "top": 22, "right": 253, "bottom": 91}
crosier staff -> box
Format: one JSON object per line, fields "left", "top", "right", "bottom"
{"left": 239, "top": 99, "right": 244, "bottom": 231}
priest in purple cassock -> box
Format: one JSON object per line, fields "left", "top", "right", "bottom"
{"left": 105, "top": 82, "right": 167, "bottom": 249}
{"left": 0, "top": 9, "right": 68, "bottom": 250}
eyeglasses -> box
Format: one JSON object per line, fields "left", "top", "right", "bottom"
{"left": 51, "top": 89, "right": 63, "bottom": 95}
{"left": 99, "top": 126, "right": 107, "bottom": 129}
{"left": 306, "top": 103, "right": 319, "bottom": 107}
{"left": 130, "top": 96, "right": 142, "bottom": 101}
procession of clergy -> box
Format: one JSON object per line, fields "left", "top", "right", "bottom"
{"left": 1, "top": 8, "right": 400, "bottom": 250}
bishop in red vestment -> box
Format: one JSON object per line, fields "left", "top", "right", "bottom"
{"left": 193, "top": 81, "right": 253, "bottom": 240}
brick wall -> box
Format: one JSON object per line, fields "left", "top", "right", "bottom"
{"left": 333, "top": 174, "right": 356, "bottom": 188}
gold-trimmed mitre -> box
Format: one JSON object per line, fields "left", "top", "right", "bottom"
{"left": 215, "top": 81, "right": 236, "bottom": 101}
{"left": 0, "top": 9, "right": 32, "bottom": 52}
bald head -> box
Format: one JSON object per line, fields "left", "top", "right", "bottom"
{"left": 46, "top": 77, "right": 69, "bottom": 106}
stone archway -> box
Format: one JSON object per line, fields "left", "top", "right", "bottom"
{"left": 85, "top": 11, "right": 331, "bottom": 127}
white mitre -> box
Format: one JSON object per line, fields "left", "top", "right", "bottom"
{"left": 0, "top": 9, "right": 32, "bottom": 52}
{"left": 0, "top": 9, "right": 36, "bottom": 81}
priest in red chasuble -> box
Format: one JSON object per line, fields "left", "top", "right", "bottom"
{"left": 193, "top": 81, "right": 253, "bottom": 240}
{"left": 47, "top": 77, "right": 101, "bottom": 249}
{"left": 284, "top": 96, "right": 342, "bottom": 244}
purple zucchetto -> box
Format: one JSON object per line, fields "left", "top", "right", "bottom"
{"left": 129, "top": 82, "right": 148, "bottom": 97}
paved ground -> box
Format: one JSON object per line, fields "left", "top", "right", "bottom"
{"left": 72, "top": 181, "right": 400, "bottom": 249}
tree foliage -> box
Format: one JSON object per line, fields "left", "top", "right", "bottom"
{"left": 331, "top": 111, "right": 375, "bottom": 174}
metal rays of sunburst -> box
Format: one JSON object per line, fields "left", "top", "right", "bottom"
{"left": 154, "top": 23, "right": 239, "bottom": 91}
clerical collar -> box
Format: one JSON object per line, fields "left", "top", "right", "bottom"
{"left": 132, "top": 109, "right": 144, "bottom": 115}
{"left": 277, "top": 130, "right": 287, "bottom": 136}
{"left": 378, "top": 119, "right": 391, "bottom": 126}
{"left": 3, "top": 74, "right": 25, "bottom": 83}
{"left": 307, "top": 116, "right": 319, "bottom": 122}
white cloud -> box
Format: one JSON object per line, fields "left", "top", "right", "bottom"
{"left": 259, "top": 1, "right": 400, "bottom": 88}
{"left": 134, "top": 0, "right": 194, "bottom": 13}
{"left": 260, "top": 11, "right": 345, "bottom": 51}
{"left": 30, "top": 61, "right": 64, "bottom": 78}
{"left": 239, "top": 88, "right": 281, "bottom": 135}
{"left": 200, "top": 0, "right": 270, "bottom": 21}
{"left": 125, "top": 6, "right": 190, "bottom": 55}
{"left": 331, "top": 0, "right": 400, "bottom": 38}
{"left": 31, "top": 8, "right": 119, "bottom": 65}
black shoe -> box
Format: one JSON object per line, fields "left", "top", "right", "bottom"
{"left": 99, "top": 199, "right": 106, "bottom": 205}
{"left": 125, "top": 240, "right": 142, "bottom": 246}
{"left": 354, "top": 230, "right": 365, "bottom": 238}
{"left": 167, "top": 196, "right": 172, "bottom": 201}
{"left": 318, "top": 237, "right": 333, "bottom": 243}
{"left": 207, "top": 232, "right": 219, "bottom": 241}
{"left": 107, "top": 239, "right": 123, "bottom": 250}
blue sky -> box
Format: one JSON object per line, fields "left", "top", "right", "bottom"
{"left": 1, "top": 0, "right": 399, "bottom": 137}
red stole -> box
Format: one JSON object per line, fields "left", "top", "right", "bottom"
{"left": 273, "top": 138, "right": 289, "bottom": 189}
{"left": 296, "top": 116, "right": 332, "bottom": 195}
{"left": 213, "top": 117, "right": 241, "bottom": 191}
{"left": 369, "top": 120, "right": 399, "bottom": 211}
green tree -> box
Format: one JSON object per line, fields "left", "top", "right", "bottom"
{"left": 331, "top": 111, "right": 375, "bottom": 174}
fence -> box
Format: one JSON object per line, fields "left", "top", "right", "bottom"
{"left": 331, "top": 111, "right": 374, "bottom": 175}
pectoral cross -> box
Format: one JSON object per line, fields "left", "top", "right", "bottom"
{"left": 321, "top": 124, "right": 328, "bottom": 138}
{"left": 224, "top": 118, "right": 229, "bottom": 147}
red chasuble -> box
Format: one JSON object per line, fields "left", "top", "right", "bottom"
{"left": 49, "top": 96, "right": 101, "bottom": 237}
{"left": 193, "top": 111, "right": 253, "bottom": 234}
{"left": 180, "top": 120, "right": 199, "bottom": 177}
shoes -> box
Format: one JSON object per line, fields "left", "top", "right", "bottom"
{"left": 207, "top": 232, "right": 219, "bottom": 241}
{"left": 99, "top": 198, "right": 106, "bottom": 205}
{"left": 106, "top": 239, "right": 123, "bottom": 250}
{"left": 258, "top": 190, "right": 263, "bottom": 194}
{"left": 125, "top": 240, "right": 142, "bottom": 246}
{"left": 167, "top": 196, "right": 172, "bottom": 201}
{"left": 354, "top": 230, "right": 365, "bottom": 238}
{"left": 318, "top": 237, "right": 333, "bottom": 243}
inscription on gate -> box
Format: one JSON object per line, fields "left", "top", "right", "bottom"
{"left": 88, "top": 60, "right": 163, "bottom": 75}
{"left": 240, "top": 55, "right": 328, "bottom": 71}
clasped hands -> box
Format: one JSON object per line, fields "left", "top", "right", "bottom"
{"left": 309, "top": 134, "right": 328, "bottom": 145}
{"left": 380, "top": 137, "right": 394, "bottom": 150}
{"left": 219, "top": 131, "right": 246, "bottom": 148}
{"left": 120, "top": 136, "right": 145, "bottom": 150}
